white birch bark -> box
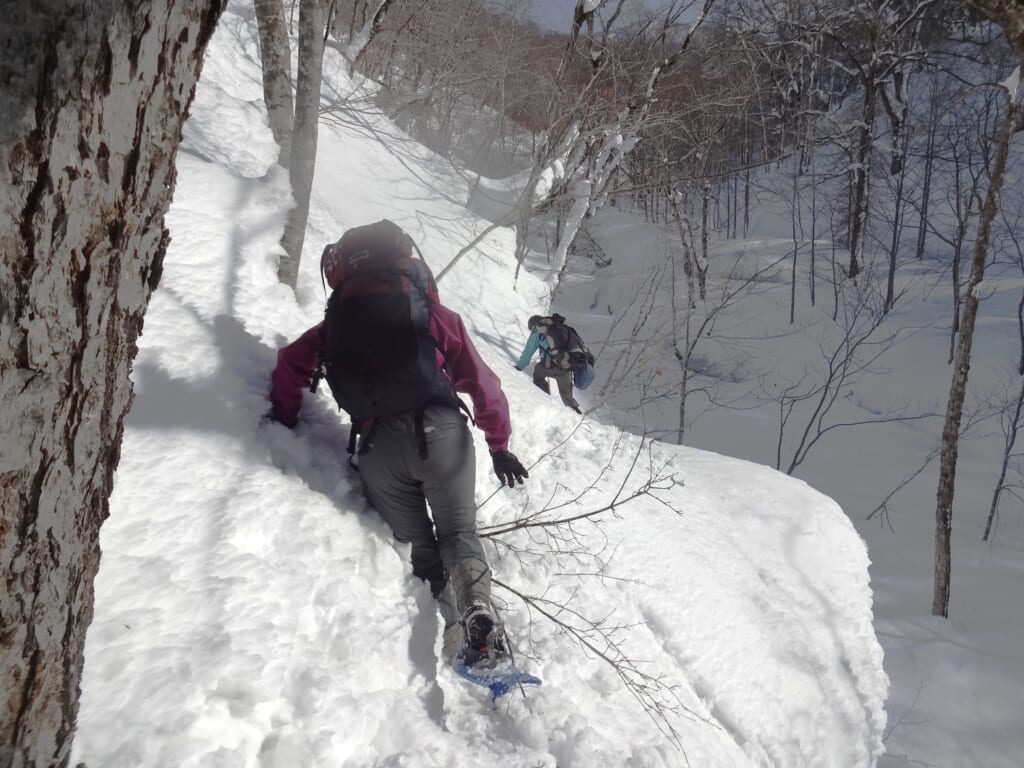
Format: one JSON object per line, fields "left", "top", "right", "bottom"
{"left": 544, "top": 0, "right": 715, "bottom": 287}
{"left": 346, "top": 0, "right": 399, "bottom": 73}
{"left": 0, "top": 1, "right": 224, "bottom": 764}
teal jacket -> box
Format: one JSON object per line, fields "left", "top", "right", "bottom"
{"left": 516, "top": 330, "right": 550, "bottom": 369}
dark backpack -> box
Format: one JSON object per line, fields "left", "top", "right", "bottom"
{"left": 312, "top": 220, "right": 463, "bottom": 457}
{"left": 562, "top": 324, "right": 596, "bottom": 389}
{"left": 538, "top": 315, "right": 590, "bottom": 372}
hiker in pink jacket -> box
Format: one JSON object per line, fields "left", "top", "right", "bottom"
{"left": 269, "top": 220, "right": 527, "bottom": 667}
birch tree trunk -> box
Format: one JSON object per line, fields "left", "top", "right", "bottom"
{"left": 349, "top": 0, "right": 399, "bottom": 72}
{"left": 278, "top": 0, "right": 327, "bottom": 288}
{"left": 933, "top": 94, "right": 1017, "bottom": 617}
{"left": 255, "top": 0, "right": 294, "bottom": 166}
{"left": 0, "top": 2, "right": 224, "bottom": 765}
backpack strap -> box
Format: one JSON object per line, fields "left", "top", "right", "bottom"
{"left": 414, "top": 407, "right": 428, "bottom": 459}
{"left": 431, "top": 337, "right": 476, "bottom": 426}
{"left": 346, "top": 419, "right": 378, "bottom": 470}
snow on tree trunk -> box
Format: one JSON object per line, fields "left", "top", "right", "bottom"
{"left": 278, "top": 0, "right": 327, "bottom": 289}
{"left": 255, "top": 0, "right": 294, "bottom": 166}
{"left": 346, "top": 0, "right": 398, "bottom": 73}
{"left": 548, "top": 115, "right": 644, "bottom": 284}
{"left": 543, "top": 1, "right": 713, "bottom": 287}
{"left": 0, "top": 1, "right": 224, "bottom": 765}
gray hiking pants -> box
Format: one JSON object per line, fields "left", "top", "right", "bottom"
{"left": 358, "top": 404, "right": 491, "bottom": 627}
{"left": 533, "top": 362, "right": 579, "bottom": 409}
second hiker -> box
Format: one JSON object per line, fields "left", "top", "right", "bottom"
{"left": 514, "top": 313, "right": 593, "bottom": 415}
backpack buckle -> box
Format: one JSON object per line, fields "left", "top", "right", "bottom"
{"left": 310, "top": 362, "right": 324, "bottom": 394}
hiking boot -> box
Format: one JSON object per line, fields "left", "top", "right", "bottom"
{"left": 460, "top": 604, "right": 506, "bottom": 668}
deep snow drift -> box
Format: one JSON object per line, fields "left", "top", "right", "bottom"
{"left": 72, "top": 4, "right": 887, "bottom": 766}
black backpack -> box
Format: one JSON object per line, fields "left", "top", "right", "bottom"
{"left": 312, "top": 220, "right": 464, "bottom": 458}
{"left": 538, "top": 315, "right": 590, "bottom": 370}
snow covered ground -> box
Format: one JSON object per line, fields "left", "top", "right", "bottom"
{"left": 552, "top": 173, "right": 1024, "bottom": 768}
{"left": 78, "top": 2, "right": 1024, "bottom": 766}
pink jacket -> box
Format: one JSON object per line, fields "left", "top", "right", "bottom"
{"left": 270, "top": 303, "right": 512, "bottom": 453}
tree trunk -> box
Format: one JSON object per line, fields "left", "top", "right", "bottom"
{"left": 670, "top": 196, "right": 696, "bottom": 444}
{"left": 848, "top": 75, "right": 877, "bottom": 281}
{"left": 254, "top": 0, "right": 294, "bottom": 166}
{"left": 969, "top": 0, "right": 1024, "bottom": 58}
{"left": 790, "top": 171, "right": 800, "bottom": 325}
{"left": 278, "top": 0, "right": 327, "bottom": 288}
{"left": 885, "top": 133, "right": 909, "bottom": 314}
{"left": 948, "top": 161, "right": 973, "bottom": 365}
{"left": 934, "top": 96, "right": 1016, "bottom": 618}
{"left": 699, "top": 183, "right": 709, "bottom": 300}
{"left": 985, "top": 370, "right": 1024, "bottom": 542}
{"left": 915, "top": 98, "right": 939, "bottom": 261}
{"left": 350, "top": 0, "right": 399, "bottom": 72}
{"left": 809, "top": 146, "right": 818, "bottom": 308}
{"left": 0, "top": 2, "right": 224, "bottom": 765}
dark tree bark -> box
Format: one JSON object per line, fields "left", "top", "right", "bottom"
{"left": 915, "top": 95, "right": 940, "bottom": 261}
{"left": 0, "top": 1, "right": 225, "bottom": 765}
{"left": 847, "top": 75, "right": 876, "bottom": 281}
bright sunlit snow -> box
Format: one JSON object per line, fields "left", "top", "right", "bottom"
{"left": 71, "top": 4, "right": 894, "bottom": 767}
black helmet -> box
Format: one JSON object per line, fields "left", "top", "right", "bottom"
{"left": 528, "top": 315, "right": 543, "bottom": 329}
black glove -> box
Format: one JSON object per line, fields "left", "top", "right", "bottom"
{"left": 491, "top": 450, "right": 529, "bottom": 487}
{"left": 513, "top": 363, "right": 523, "bottom": 371}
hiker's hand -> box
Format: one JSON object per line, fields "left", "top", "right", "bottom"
{"left": 262, "top": 409, "right": 295, "bottom": 428}
{"left": 491, "top": 450, "right": 528, "bottom": 487}
{"left": 512, "top": 363, "right": 522, "bottom": 371}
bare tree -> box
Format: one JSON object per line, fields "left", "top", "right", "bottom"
{"left": 0, "top": 2, "right": 225, "bottom": 765}
{"left": 339, "top": 0, "right": 400, "bottom": 72}
{"left": 502, "top": 0, "right": 718, "bottom": 290}
{"left": 545, "top": 1, "right": 717, "bottom": 287}
{"left": 278, "top": 0, "right": 329, "bottom": 288}
{"left": 913, "top": 85, "right": 941, "bottom": 262}
{"left": 933, "top": 79, "right": 1017, "bottom": 617}
{"left": 724, "top": 0, "right": 941, "bottom": 282}
{"left": 477, "top": 434, "right": 704, "bottom": 751}
{"left": 255, "top": 0, "right": 295, "bottom": 165}
{"left": 983, "top": 203, "right": 1024, "bottom": 541}
{"left": 767, "top": 279, "right": 936, "bottom": 475}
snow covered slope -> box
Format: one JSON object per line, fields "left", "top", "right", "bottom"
{"left": 72, "top": 3, "right": 887, "bottom": 766}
